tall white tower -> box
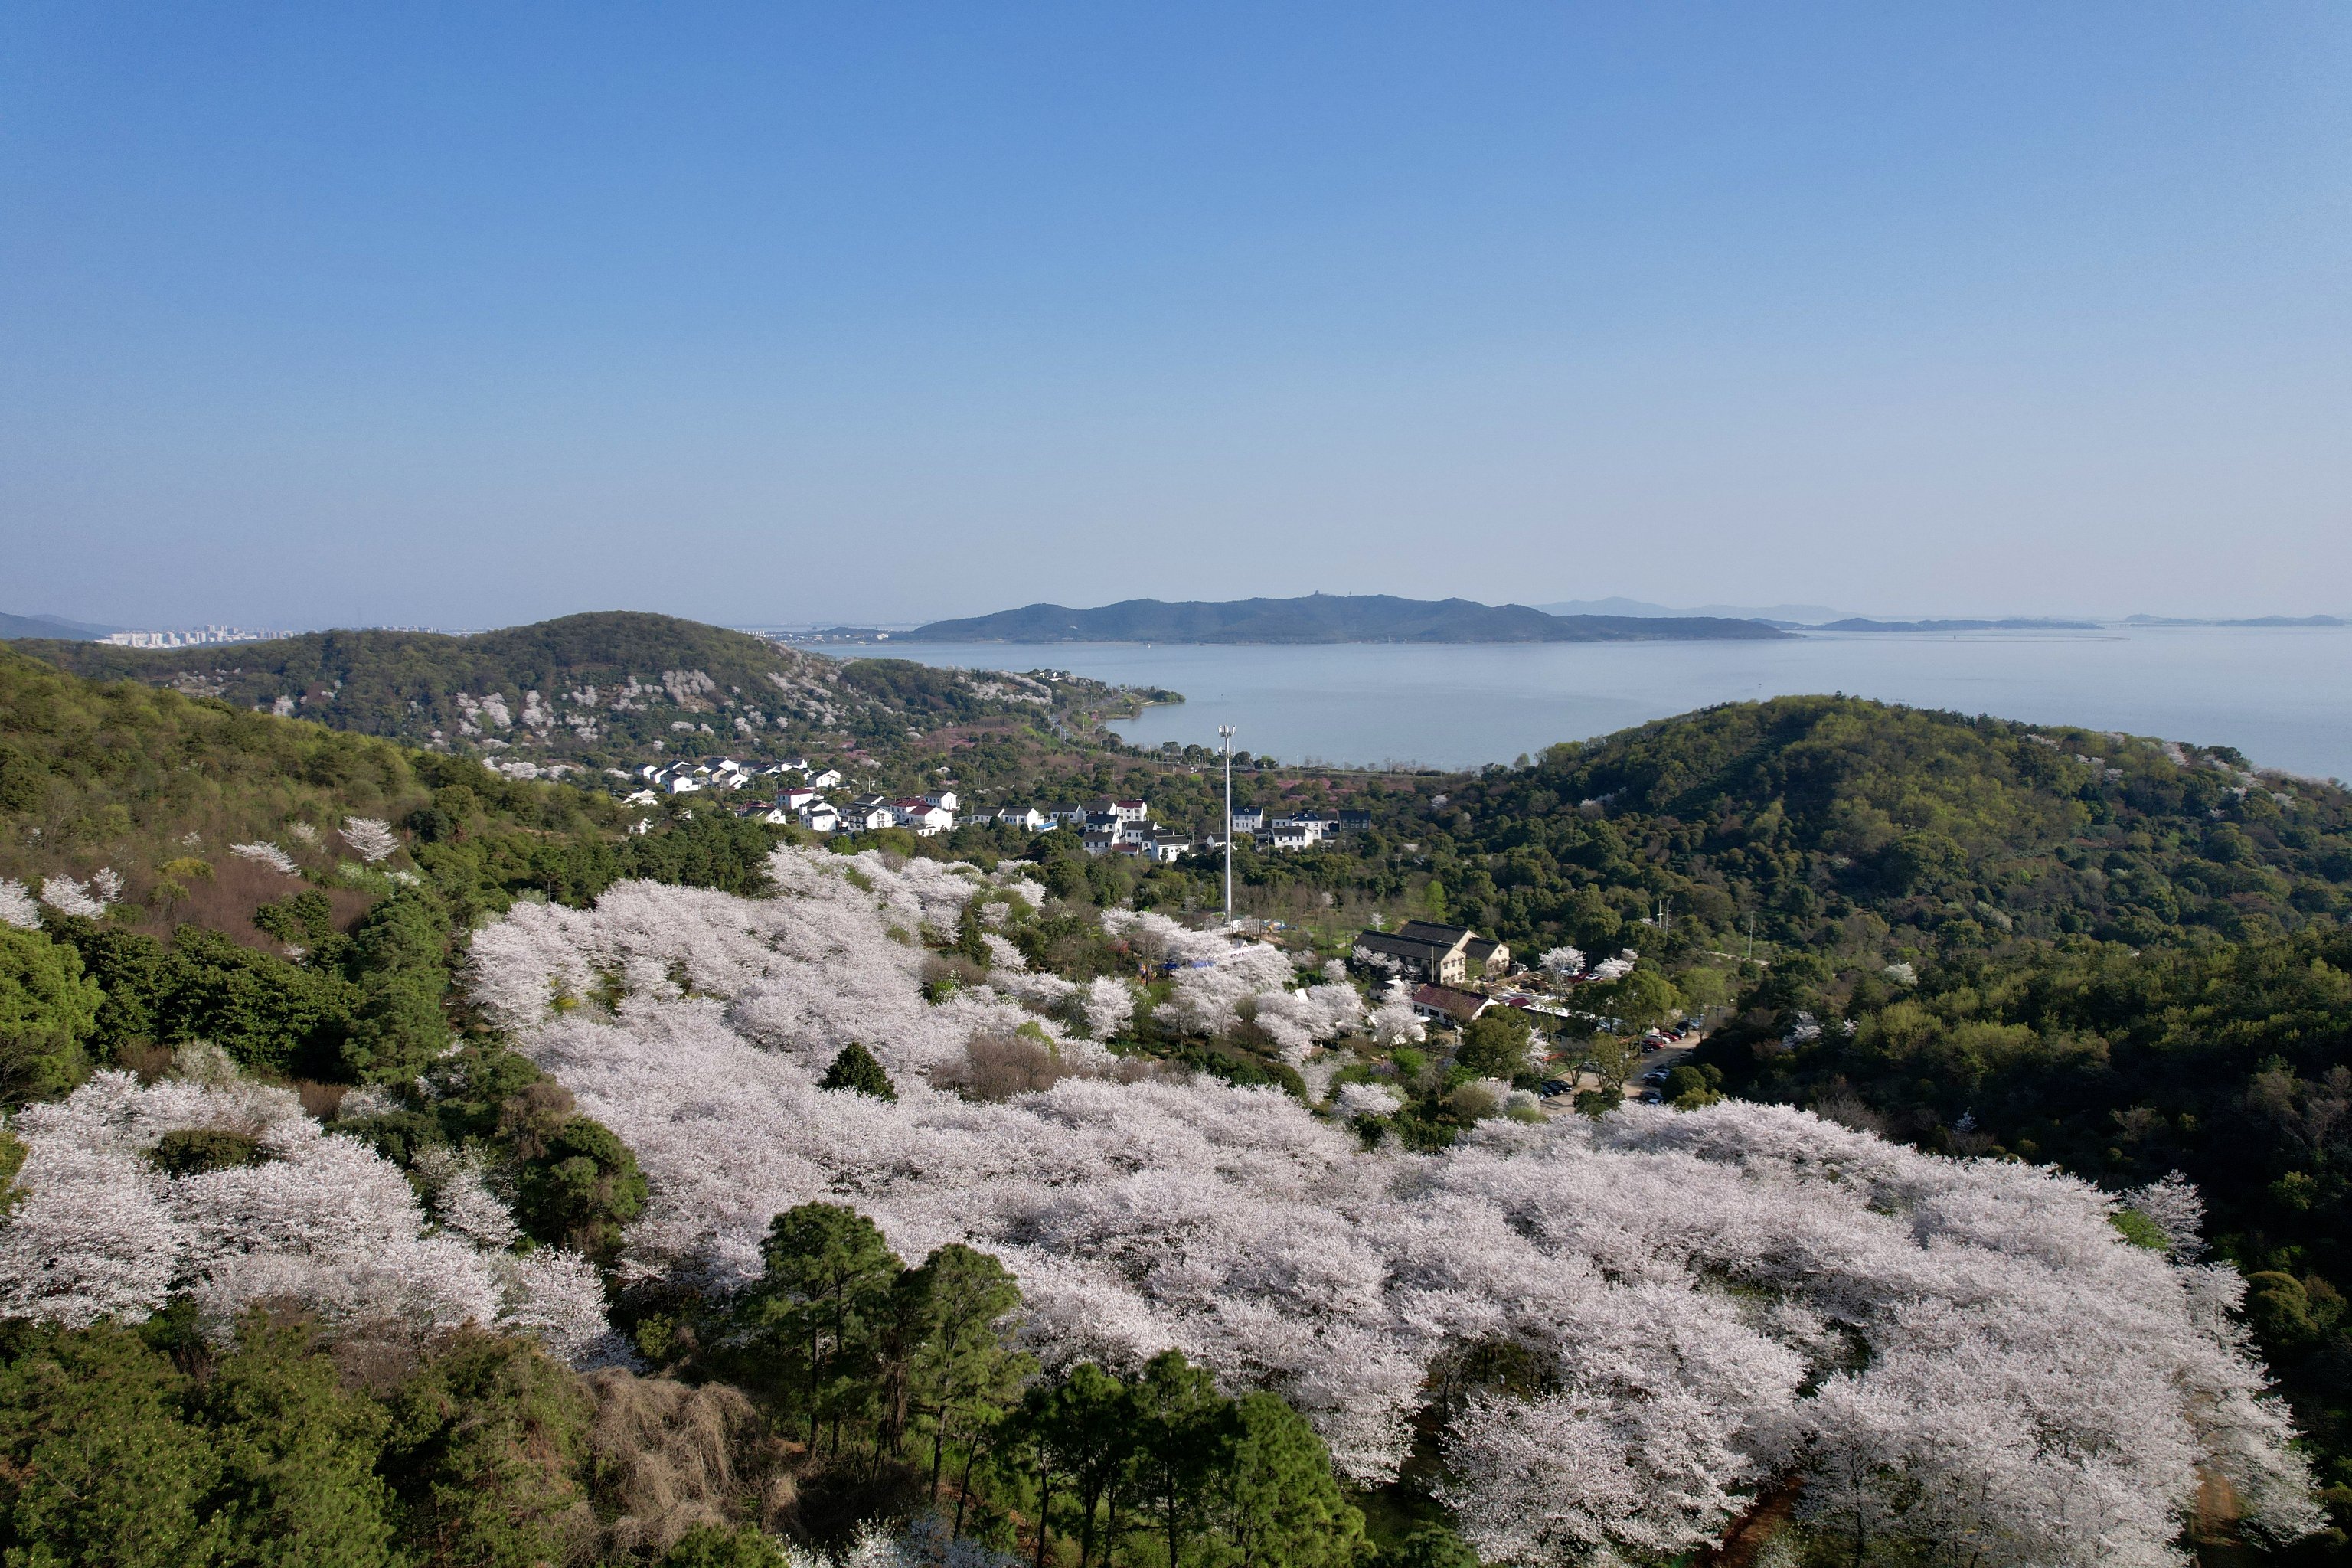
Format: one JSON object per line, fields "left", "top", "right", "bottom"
{"left": 1219, "top": 724, "right": 1236, "bottom": 925}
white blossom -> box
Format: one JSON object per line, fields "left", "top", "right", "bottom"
{"left": 0, "top": 1069, "right": 619, "bottom": 1361}
{"left": 1333, "top": 1083, "right": 1403, "bottom": 1121}
{"left": 340, "top": 816, "right": 400, "bottom": 863}
{"left": 2128, "top": 1171, "right": 2208, "bottom": 1261}
{"left": 1077, "top": 977, "right": 1135, "bottom": 1040}
{"left": 36, "top": 876, "right": 108, "bottom": 918}
{"left": 1540, "top": 945, "right": 1585, "bottom": 976}
{"left": 446, "top": 847, "right": 2318, "bottom": 1561}
{"left": 335, "top": 1086, "right": 401, "bottom": 1121}
{"left": 230, "top": 841, "right": 300, "bottom": 876}
{"left": 412, "top": 1145, "right": 521, "bottom": 1250}
{"left": 497, "top": 1247, "right": 637, "bottom": 1369}
{"left": 1369, "top": 982, "right": 1425, "bottom": 1050}
{"left": 0, "top": 879, "right": 41, "bottom": 930}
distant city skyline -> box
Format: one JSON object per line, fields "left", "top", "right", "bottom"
{"left": 5, "top": 6, "right": 2347, "bottom": 629}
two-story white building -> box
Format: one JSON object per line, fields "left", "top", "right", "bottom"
{"left": 895, "top": 799, "right": 956, "bottom": 836}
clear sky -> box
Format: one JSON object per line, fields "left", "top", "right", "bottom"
{"left": 4, "top": 5, "right": 2348, "bottom": 629}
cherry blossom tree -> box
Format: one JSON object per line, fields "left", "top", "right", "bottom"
{"left": 0, "top": 878, "right": 44, "bottom": 929}
{"left": 0, "top": 1067, "right": 625, "bottom": 1367}
{"left": 1333, "top": 1083, "right": 1402, "bottom": 1121}
{"left": 2128, "top": 1170, "right": 2207, "bottom": 1260}
{"left": 35, "top": 875, "right": 109, "bottom": 918}
{"left": 230, "top": 841, "right": 300, "bottom": 876}
{"left": 340, "top": 816, "right": 400, "bottom": 863}
{"left": 1369, "top": 983, "right": 1424, "bottom": 1050}
{"left": 449, "top": 849, "right": 2318, "bottom": 1561}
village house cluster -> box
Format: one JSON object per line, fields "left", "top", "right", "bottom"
{"left": 620, "top": 762, "right": 1382, "bottom": 861}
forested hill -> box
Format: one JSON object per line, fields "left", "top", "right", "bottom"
{"left": 906, "top": 593, "right": 1788, "bottom": 643}
{"left": 14, "top": 611, "right": 1155, "bottom": 766}
{"left": 1425, "top": 694, "right": 2351, "bottom": 957}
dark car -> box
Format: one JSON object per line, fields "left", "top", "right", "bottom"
{"left": 1639, "top": 1089, "right": 1664, "bottom": 1104}
{"left": 1538, "top": 1078, "right": 1572, "bottom": 1097}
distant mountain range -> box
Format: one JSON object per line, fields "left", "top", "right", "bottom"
{"left": 904, "top": 595, "right": 1790, "bottom": 645}
{"left": 1810, "top": 617, "right": 2103, "bottom": 633}
{"left": 1534, "top": 596, "right": 1854, "bottom": 622}
{"left": 0, "top": 611, "right": 120, "bottom": 640}
{"left": 2124, "top": 614, "right": 2347, "bottom": 629}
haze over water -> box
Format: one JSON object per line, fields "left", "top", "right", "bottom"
{"left": 869, "top": 626, "right": 2352, "bottom": 782}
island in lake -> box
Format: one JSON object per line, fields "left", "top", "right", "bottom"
{"left": 903, "top": 593, "right": 1789, "bottom": 645}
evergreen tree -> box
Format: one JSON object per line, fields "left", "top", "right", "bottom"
{"left": 0, "top": 1325, "right": 215, "bottom": 1567}
{"left": 198, "top": 1318, "right": 403, "bottom": 1567}
{"left": 906, "top": 1244, "right": 1032, "bottom": 1504}
{"left": 378, "top": 1333, "right": 593, "bottom": 1568}
{"left": 657, "top": 1524, "right": 794, "bottom": 1567}
{"left": 1222, "top": 1390, "right": 1365, "bottom": 1568}
{"left": 0, "top": 1318, "right": 406, "bottom": 1568}
{"left": 956, "top": 898, "right": 991, "bottom": 965}
{"left": 1384, "top": 1524, "right": 1479, "bottom": 1568}
{"left": 0, "top": 925, "right": 101, "bottom": 1105}
{"left": 818, "top": 1040, "right": 897, "bottom": 1100}
{"left": 1131, "top": 1351, "right": 1232, "bottom": 1568}
{"left": 514, "top": 1115, "right": 648, "bottom": 1257}
{"left": 340, "top": 889, "right": 454, "bottom": 1084}
{"left": 753, "top": 1203, "right": 903, "bottom": 1452}
{"left": 1034, "top": 1363, "right": 1136, "bottom": 1568}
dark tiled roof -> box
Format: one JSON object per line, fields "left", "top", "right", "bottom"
{"left": 1354, "top": 932, "right": 1452, "bottom": 962}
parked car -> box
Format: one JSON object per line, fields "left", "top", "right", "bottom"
{"left": 1639, "top": 1089, "right": 1664, "bottom": 1104}
{"left": 1641, "top": 1067, "right": 1671, "bottom": 1085}
{"left": 1538, "top": 1079, "right": 1572, "bottom": 1097}
{"left": 1640, "top": 1040, "right": 1662, "bottom": 1054}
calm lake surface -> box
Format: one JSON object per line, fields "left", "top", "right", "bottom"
{"left": 857, "top": 627, "right": 2352, "bottom": 781}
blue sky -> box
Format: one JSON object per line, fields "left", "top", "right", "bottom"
{"left": 4, "top": 4, "right": 2347, "bottom": 628}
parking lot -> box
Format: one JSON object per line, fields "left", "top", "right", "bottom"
{"left": 1536, "top": 1021, "right": 1704, "bottom": 1109}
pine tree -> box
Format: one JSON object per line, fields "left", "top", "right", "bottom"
{"left": 1222, "top": 1391, "right": 1365, "bottom": 1568}
{"left": 956, "top": 898, "right": 991, "bottom": 966}
{"left": 818, "top": 1040, "right": 897, "bottom": 1100}
{"left": 753, "top": 1203, "right": 903, "bottom": 1452}
{"left": 1132, "top": 1351, "right": 1232, "bottom": 1568}
{"left": 907, "top": 1244, "right": 1032, "bottom": 1504}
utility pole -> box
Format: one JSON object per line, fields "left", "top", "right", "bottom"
{"left": 1219, "top": 724, "right": 1236, "bottom": 925}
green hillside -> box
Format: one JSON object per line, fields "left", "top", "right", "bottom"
{"left": 906, "top": 593, "right": 1788, "bottom": 643}
{"left": 1695, "top": 905, "right": 2352, "bottom": 1534}
{"left": 1416, "top": 694, "right": 2352, "bottom": 959}
{"left": 15, "top": 610, "right": 1159, "bottom": 769}
{"left": 0, "top": 645, "right": 784, "bottom": 942}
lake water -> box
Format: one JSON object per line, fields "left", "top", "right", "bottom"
{"left": 852, "top": 627, "right": 2352, "bottom": 782}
